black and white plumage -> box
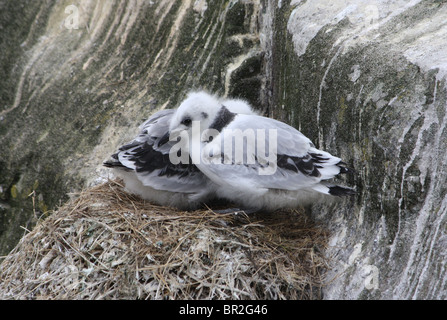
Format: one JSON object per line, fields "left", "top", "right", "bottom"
{"left": 104, "top": 94, "right": 259, "bottom": 209}
{"left": 105, "top": 91, "right": 355, "bottom": 211}
{"left": 167, "top": 91, "right": 355, "bottom": 211}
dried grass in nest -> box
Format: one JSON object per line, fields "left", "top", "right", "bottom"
{"left": 0, "top": 179, "right": 329, "bottom": 300}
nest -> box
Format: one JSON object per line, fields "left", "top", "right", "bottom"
{"left": 0, "top": 180, "right": 329, "bottom": 300}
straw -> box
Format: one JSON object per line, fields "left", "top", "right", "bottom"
{"left": 0, "top": 179, "right": 329, "bottom": 300}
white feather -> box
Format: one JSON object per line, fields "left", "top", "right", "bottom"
{"left": 167, "top": 91, "right": 354, "bottom": 210}
{"left": 105, "top": 92, "right": 260, "bottom": 209}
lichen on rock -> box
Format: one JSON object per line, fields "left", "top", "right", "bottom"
{"left": 270, "top": 0, "right": 447, "bottom": 299}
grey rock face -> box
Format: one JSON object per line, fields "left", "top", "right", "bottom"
{"left": 269, "top": 0, "right": 447, "bottom": 299}
{"left": 0, "top": 0, "right": 264, "bottom": 255}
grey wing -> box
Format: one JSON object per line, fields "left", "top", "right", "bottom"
{"left": 199, "top": 114, "right": 345, "bottom": 191}
{"left": 104, "top": 109, "right": 209, "bottom": 193}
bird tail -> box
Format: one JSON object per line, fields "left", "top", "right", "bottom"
{"left": 327, "top": 185, "right": 356, "bottom": 196}
{"left": 103, "top": 154, "right": 133, "bottom": 171}
{"left": 336, "top": 161, "right": 355, "bottom": 175}
{"left": 311, "top": 183, "right": 356, "bottom": 197}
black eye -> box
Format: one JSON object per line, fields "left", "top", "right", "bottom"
{"left": 181, "top": 117, "right": 192, "bottom": 126}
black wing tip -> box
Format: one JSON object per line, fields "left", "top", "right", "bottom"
{"left": 337, "top": 161, "right": 356, "bottom": 174}
{"left": 103, "top": 159, "right": 133, "bottom": 172}
{"left": 328, "top": 185, "right": 357, "bottom": 196}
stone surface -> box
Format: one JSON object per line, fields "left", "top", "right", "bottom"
{"left": 268, "top": 0, "right": 447, "bottom": 299}
{"left": 1, "top": 0, "right": 447, "bottom": 300}
{"left": 0, "top": 0, "right": 264, "bottom": 255}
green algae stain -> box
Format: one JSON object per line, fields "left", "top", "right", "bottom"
{"left": 10, "top": 185, "right": 18, "bottom": 199}
{"left": 338, "top": 96, "right": 348, "bottom": 125}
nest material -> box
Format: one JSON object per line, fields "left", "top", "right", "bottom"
{"left": 0, "top": 180, "right": 329, "bottom": 300}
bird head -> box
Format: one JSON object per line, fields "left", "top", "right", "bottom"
{"left": 169, "top": 91, "right": 222, "bottom": 137}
